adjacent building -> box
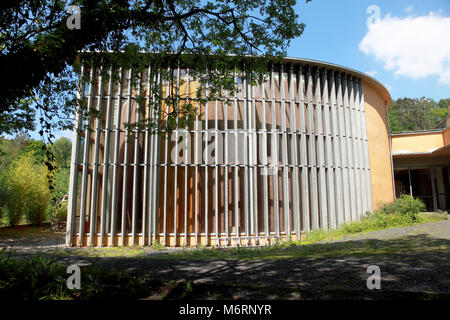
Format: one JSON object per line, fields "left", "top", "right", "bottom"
{"left": 391, "top": 103, "right": 450, "bottom": 212}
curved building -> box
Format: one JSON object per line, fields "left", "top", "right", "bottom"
{"left": 66, "top": 57, "right": 394, "bottom": 247}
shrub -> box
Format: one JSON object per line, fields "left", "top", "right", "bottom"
{"left": 0, "top": 248, "right": 163, "bottom": 300}
{"left": 4, "top": 152, "right": 50, "bottom": 226}
{"left": 377, "top": 194, "right": 426, "bottom": 219}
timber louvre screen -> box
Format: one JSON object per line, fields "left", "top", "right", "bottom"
{"left": 66, "top": 60, "right": 373, "bottom": 247}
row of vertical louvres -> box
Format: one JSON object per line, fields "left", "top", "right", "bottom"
{"left": 66, "top": 61, "right": 372, "bottom": 246}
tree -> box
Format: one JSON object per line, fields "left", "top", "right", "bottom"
{"left": 0, "top": 0, "right": 309, "bottom": 141}
{"left": 438, "top": 98, "right": 450, "bottom": 110}
{"left": 388, "top": 97, "right": 449, "bottom": 132}
{"left": 20, "top": 139, "right": 48, "bottom": 164}
{"left": 0, "top": 131, "right": 31, "bottom": 173}
{"left": 49, "top": 137, "right": 72, "bottom": 168}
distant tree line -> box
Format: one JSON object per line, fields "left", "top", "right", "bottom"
{"left": 388, "top": 97, "right": 449, "bottom": 133}
{"left": 0, "top": 132, "right": 71, "bottom": 226}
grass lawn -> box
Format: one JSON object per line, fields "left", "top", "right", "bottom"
{"left": 53, "top": 212, "right": 448, "bottom": 260}
{"left": 1, "top": 211, "right": 448, "bottom": 300}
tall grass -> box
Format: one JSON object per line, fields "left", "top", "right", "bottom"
{"left": 302, "top": 195, "right": 437, "bottom": 244}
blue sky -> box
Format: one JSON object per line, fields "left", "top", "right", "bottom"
{"left": 288, "top": 0, "right": 450, "bottom": 101}
{"left": 29, "top": 0, "right": 450, "bottom": 141}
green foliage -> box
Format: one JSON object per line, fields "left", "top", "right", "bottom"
{"left": 50, "top": 167, "right": 70, "bottom": 202}
{"left": 377, "top": 194, "right": 426, "bottom": 218}
{"left": 3, "top": 152, "right": 50, "bottom": 226}
{"left": 338, "top": 196, "right": 426, "bottom": 234}
{"left": 0, "top": 135, "right": 71, "bottom": 226}
{"left": 19, "top": 140, "right": 48, "bottom": 164}
{"left": 389, "top": 97, "right": 449, "bottom": 132}
{"left": 49, "top": 137, "right": 71, "bottom": 169}
{"left": 0, "top": 250, "right": 72, "bottom": 300}
{"left": 0, "top": 132, "right": 30, "bottom": 173}
{"left": 151, "top": 241, "right": 165, "bottom": 251}
{"left": 438, "top": 98, "right": 450, "bottom": 109}
{"left": 51, "top": 201, "right": 68, "bottom": 223}
{"left": 0, "top": 0, "right": 308, "bottom": 139}
{"left": 0, "top": 248, "right": 164, "bottom": 300}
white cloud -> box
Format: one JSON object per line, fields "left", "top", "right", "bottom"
{"left": 366, "top": 70, "right": 378, "bottom": 77}
{"left": 359, "top": 12, "right": 450, "bottom": 85}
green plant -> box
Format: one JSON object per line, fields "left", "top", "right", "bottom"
{"left": 4, "top": 152, "right": 50, "bottom": 226}
{"left": 377, "top": 195, "right": 426, "bottom": 219}
{"left": 0, "top": 248, "right": 165, "bottom": 300}
{"left": 51, "top": 201, "right": 68, "bottom": 223}
{"left": 151, "top": 241, "right": 165, "bottom": 251}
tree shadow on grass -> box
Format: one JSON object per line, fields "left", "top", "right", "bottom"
{"left": 75, "top": 234, "right": 450, "bottom": 299}
{"left": 2, "top": 233, "right": 450, "bottom": 299}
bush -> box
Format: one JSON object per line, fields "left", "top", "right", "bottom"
{"left": 0, "top": 248, "right": 163, "bottom": 300}
{"left": 51, "top": 201, "right": 68, "bottom": 223}
{"left": 4, "top": 152, "right": 50, "bottom": 226}
{"left": 377, "top": 194, "right": 426, "bottom": 219}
